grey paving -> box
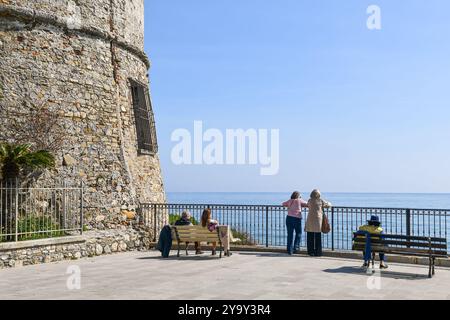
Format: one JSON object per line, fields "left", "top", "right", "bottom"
{"left": 1, "top": 250, "right": 450, "bottom": 300}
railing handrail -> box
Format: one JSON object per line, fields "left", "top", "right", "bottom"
{"left": 0, "top": 187, "right": 82, "bottom": 190}
{"left": 142, "top": 203, "right": 450, "bottom": 213}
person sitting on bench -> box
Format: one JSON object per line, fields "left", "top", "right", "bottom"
{"left": 175, "top": 211, "right": 202, "bottom": 255}
{"left": 358, "top": 215, "right": 389, "bottom": 269}
{"left": 201, "top": 208, "right": 220, "bottom": 256}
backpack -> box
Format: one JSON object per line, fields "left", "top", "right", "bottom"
{"left": 208, "top": 222, "right": 218, "bottom": 232}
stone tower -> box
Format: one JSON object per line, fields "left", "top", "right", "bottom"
{"left": 0, "top": 0, "right": 165, "bottom": 226}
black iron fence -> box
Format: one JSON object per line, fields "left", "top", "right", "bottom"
{"left": 0, "top": 181, "right": 84, "bottom": 242}
{"left": 140, "top": 203, "right": 449, "bottom": 253}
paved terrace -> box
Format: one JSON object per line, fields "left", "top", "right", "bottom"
{"left": 1, "top": 250, "right": 450, "bottom": 300}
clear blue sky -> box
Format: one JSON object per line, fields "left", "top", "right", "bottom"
{"left": 144, "top": 0, "right": 450, "bottom": 193}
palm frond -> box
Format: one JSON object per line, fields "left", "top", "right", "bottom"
{"left": 0, "top": 143, "right": 55, "bottom": 180}
{"left": 26, "top": 150, "right": 56, "bottom": 169}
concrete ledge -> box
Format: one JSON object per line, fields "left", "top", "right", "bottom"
{"left": 0, "top": 236, "right": 86, "bottom": 251}
{"left": 149, "top": 243, "right": 450, "bottom": 268}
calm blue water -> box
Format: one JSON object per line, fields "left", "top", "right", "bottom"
{"left": 167, "top": 192, "right": 450, "bottom": 210}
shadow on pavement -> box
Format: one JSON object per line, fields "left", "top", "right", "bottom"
{"left": 323, "top": 266, "right": 430, "bottom": 280}
{"left": 138, "top": 254, "right": 224, "bottom": 261}
{"left": 236, "top": 252, "right": 302, "bottom": 258}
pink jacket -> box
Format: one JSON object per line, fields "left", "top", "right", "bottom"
{"left": 282, "top": 199, "right": 308, "bottom": 219}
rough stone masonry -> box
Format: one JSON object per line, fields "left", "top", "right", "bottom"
{"left": 0, "top": 0, "right": 166, "bottom": 229}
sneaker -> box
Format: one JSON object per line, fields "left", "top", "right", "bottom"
{"left": 380, "top": 261, "right": 389, "bottom": 269}
{"left": 195, "top": 250, "right": 204, "bottom": 255}
{"left": 362, "top": 262, "right": 369, "bottom": 268}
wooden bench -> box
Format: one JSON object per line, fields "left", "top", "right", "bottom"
{"left": 353, "top": 232, "right": 448, "bottom": 278}
{"left": 171, "top": 225, "right": 224, "bottom": 258}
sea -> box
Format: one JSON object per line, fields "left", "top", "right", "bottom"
{"left": 167, "top": 192, "right": 450, "bottom": 210}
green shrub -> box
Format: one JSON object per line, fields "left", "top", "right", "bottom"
{"left": 231, "top": 228, "right": 256, "bottom": 246}
{"left": 16, "top": 215, "right": 65, "bottom": 241}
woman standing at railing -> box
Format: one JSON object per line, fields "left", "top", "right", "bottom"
{"left": 305, "top": 189, "right": 332, "bottom": 257}
{"left": 282, "top": 191, "right": 309, "bottom": 255}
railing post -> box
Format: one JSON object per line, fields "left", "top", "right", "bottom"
{"left": 62, "top": 180, "right": 67, "bottom": 230}
{"left": 80, "top": 181, "right": 84, "bottom": 235}
{"left": 265, "top": 206, "right": 269, "bottom": 248}
{"left": 14, "top": 179, "right": 19, "bottom": 242}
{"left": 331, "top": 207, "right": 335, "bottom": 251}
{"left": 406, "top": 209, "right": 412, "bottom": 249}
{"left": 153, "top": 204, "right": 157, "bottom": 242}
{"left": 406, "top": 209, "right": 411, "bottom": 237}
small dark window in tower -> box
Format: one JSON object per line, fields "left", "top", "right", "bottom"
{"left": 129, "top": 79, "right": 158, "bottom": 155}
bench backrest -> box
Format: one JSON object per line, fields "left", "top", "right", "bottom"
{"left": 353, "top": 233, "right": 448, "bottom": 256}
{"left": 172, "top": 225, "right": 220, "bottom": 243}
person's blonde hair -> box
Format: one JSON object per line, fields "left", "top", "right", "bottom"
{"left": 181, "top": 211, "right": 191, "bottom": 220}
{"left": 308, "top": 189, "right": 323, "bottom": 212}
{"left": 310, "top": 189, "right": 321, "bottom": 200}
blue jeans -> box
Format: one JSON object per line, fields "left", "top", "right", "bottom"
{"left": 363, "top": 253, "right": 386, "bottom": 262}
{"left": 286, "top": 216, "right": 302, "bottom": 254}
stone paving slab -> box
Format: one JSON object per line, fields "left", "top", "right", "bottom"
{"left": 1, "top": 250, "right": 450, "bottom": 300}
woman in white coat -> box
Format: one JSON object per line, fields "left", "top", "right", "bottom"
{"left": 305, "top": 189, "right": 332, "bottom": 257}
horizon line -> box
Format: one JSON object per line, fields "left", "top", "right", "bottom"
{"left": 166, "top": 191, "right": 450, "bottom": 195}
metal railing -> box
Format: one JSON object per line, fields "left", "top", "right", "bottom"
{"left": 0, "top": 181, "right": 84, "bottom": 243}
{"left": 141, "top": 203, "right": 450, "bottom": 253}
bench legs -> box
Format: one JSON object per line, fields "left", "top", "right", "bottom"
{"left": 177, "top": 241, "right": 181, "bottom": 258}
{"left": 428, "top": 257, "right": 432, "bottom": 278}
{"left": 432, "top": 257, "right": 436, "bottom": 276}
{"left": 428, "top": 256, "right": 437, "bottom": 278}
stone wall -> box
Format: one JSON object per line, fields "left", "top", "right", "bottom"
{"left": 0, "top": 0, "right": 166, "bottom": 227}
{"left": 1, "top": 0, "right": 145, "bottom": 49}
{"left": 0, "top": 227, "right": 154, "bottom": 269}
